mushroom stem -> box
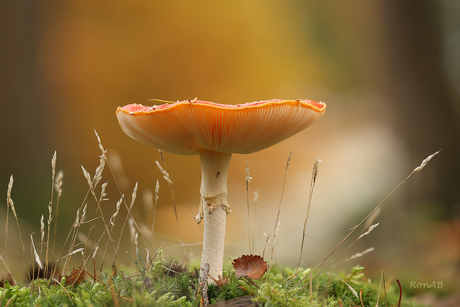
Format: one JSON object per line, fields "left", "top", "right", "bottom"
{"left": 198, "top": 150, "right": 232, "bottom": 282}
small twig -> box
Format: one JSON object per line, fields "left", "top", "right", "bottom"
{"left": 397, "top": 279, "right": 402, "bottom": 307}
{"left": 360, "top": 288, "right": 364, "bottom": 307}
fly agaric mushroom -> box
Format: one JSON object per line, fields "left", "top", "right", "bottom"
{"left": 116, "top": 99, "right": 326, "bottom": 281}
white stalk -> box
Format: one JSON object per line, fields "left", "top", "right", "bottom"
{"left": 199, "top": 150, "right": 232, "bottom": 282}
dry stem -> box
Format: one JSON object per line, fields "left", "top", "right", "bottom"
{"left": 297, "top": 157, "right": 320, "bottom": 270}
{"left": 293, "top": 150, "right": 441, "bottom": 293}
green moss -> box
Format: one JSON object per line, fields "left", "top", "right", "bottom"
{"left": 0, "top": 255, "right": 427, "bottom": 307}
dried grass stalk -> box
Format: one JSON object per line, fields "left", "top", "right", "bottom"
{"left": 297, "top": 157, "right": 321, "bottom": 269}
{"left": 30, "top": 234, "right": 43, "bottom": 270}
{"left": 6, "top": 175, "right": 29, "bottom": 271}
{"left": 272, "top": 151, "right": 293, "bottom": 243}
{"left": 294, "top": 150, "right": 440, "bottom": 293}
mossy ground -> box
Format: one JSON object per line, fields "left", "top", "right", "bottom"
{"left": 0, "top": 252, "right": 425, "bottom": 307}
{"left": 1, "top": 138, "right": 440, "bottom": 307}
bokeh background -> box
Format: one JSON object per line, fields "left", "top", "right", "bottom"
{"left": 1, "top": 0, "right": 459, "bottom": 300}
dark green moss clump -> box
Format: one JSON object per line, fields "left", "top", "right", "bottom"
{"left": 0, "top": 254, "right": 426, "bottom": 307}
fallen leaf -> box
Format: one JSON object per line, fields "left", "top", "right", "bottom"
{"left": 0, "top": 274, "right": 16, "bottom": 287}
{"left": 232, "top": 255, "right": 267, "bottom": 279}
{"left": 64, "top": 267, "right": 86, "bottom": 286}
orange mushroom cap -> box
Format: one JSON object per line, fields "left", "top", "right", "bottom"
{"left": 116, "top": 99, "right": 326, "bottom": 155}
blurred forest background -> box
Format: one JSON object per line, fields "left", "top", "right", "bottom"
{"left": 1, "top": 0, "right": 459, "bottom": 297}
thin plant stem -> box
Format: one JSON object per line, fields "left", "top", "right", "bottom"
{"left": 6, "top": 176, "right": 29, "bottom": 272}
{"left": 272, "top": 151, "right": 292, "bottom": 244}
{"left": 5, "top": 191, "right": 10, "bottom": 263}
{"left": 293, "top": 150, "right": 440, "bottom": 292}
{"left": 114, "top": 183, "right": 139, "bottom": 258}
{"left": 105, "top": 152, "right": 147, "bottom": 249}
{"left": 52, "top": 171, "right": 63, "bottom": 269}
{"left": 45, "top": 201, "right": 52, "bottom": 275}
{"left": 297, "top": 157, "right": 320, "bottom": 270}
{"left": 0, "top": 255, "right": 17, "bottom": 286}
{"left": 95, "top": 130, "right": 149, "bottom": 250}
{"left": 150, "top": 180, "right": 160, "bottom": 250}
{"left": 53, "top": 189, "right": 90, "bottom": 279}
{"left": 156, "top": 151, "right": 185, "bottom": 255}
{"left": 376, "top": 271, "right": 384, "bottom": 307}
{"left": 299, "top": 223, "right": 379, "bottom": 292}
{"left": 46, "top": 151, "right": 57, "bottom": 274}
{"left": 100, "top": 195, "right": 123, "bottom": 272}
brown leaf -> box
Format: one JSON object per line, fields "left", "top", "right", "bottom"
{"left": 232, "top": 255, "right": 267, "bottom": 280}
{"left": 0, "top": 274, "right": 16, "bottom": 287}
{"left": 64, "top": 267, "right": 86, "bottom": 286}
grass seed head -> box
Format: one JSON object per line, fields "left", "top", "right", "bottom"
{"left": 130, "top": 182, "right": 138, "bottom": 208}
{"left": 81, "top": 166, "right": 92, "bottom": 187}
{"left": 94, "top": 129, "right": 106, "bottom": 155}
{"left": 55, "top": 171, "right": 64, "bottom": 197}
{"left": 358, "top": 223, "right": 379, "bottom": 239}
{"left": 155, "top": 161, "right": 173, "bottom": 184}
{"left": 51, "top": 151, "right": 57, "bottom": 177}
{"left": 30, "top": 234, "right": 43, "bottom": 270}
{"left": 99, "top": 182, "right": 108, "bottom": 203}
{"left": 155, "top": 180, "right": 160, "bottom": 202}
{"left": 73, "top": 209, "right": 80, "bottom": 228}
{"left": 92, "top": 246, "right": 99, "bottom": 259}
{"left": 81, "top": 203, "right": 87, "bottom": 224}
{"left": 93, "top": 157, "right": 106, "bottom": 187}
{"left": 7, "top": 175, "right": 13, "bottom": 209}
{"left": 350, "top": 247, "right": 375, "bottom": 260}
{"left": 9, "top": 198, "right": 17, "bottom": 218}
{"left": 412, "top": 150, "right": 440, "bottom": 174}
{"left": 40, "top": 215, "right": 45, "bottom": 243}
{"left": 110, "top": 196, "right": 123, "bottom": 226}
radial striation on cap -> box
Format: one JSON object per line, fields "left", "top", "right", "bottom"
{"left": 116, "top": 99, "right": 326, "bottom": 155}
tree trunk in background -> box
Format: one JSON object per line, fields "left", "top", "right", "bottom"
{"left": 0, "top": 2, "right": 50, "bottom": 219}
{"left": 0, "top": 2, "right": 47, "bottom": 162}
{"left": 381, "top": 0, "right": 460, "bottom": 219}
